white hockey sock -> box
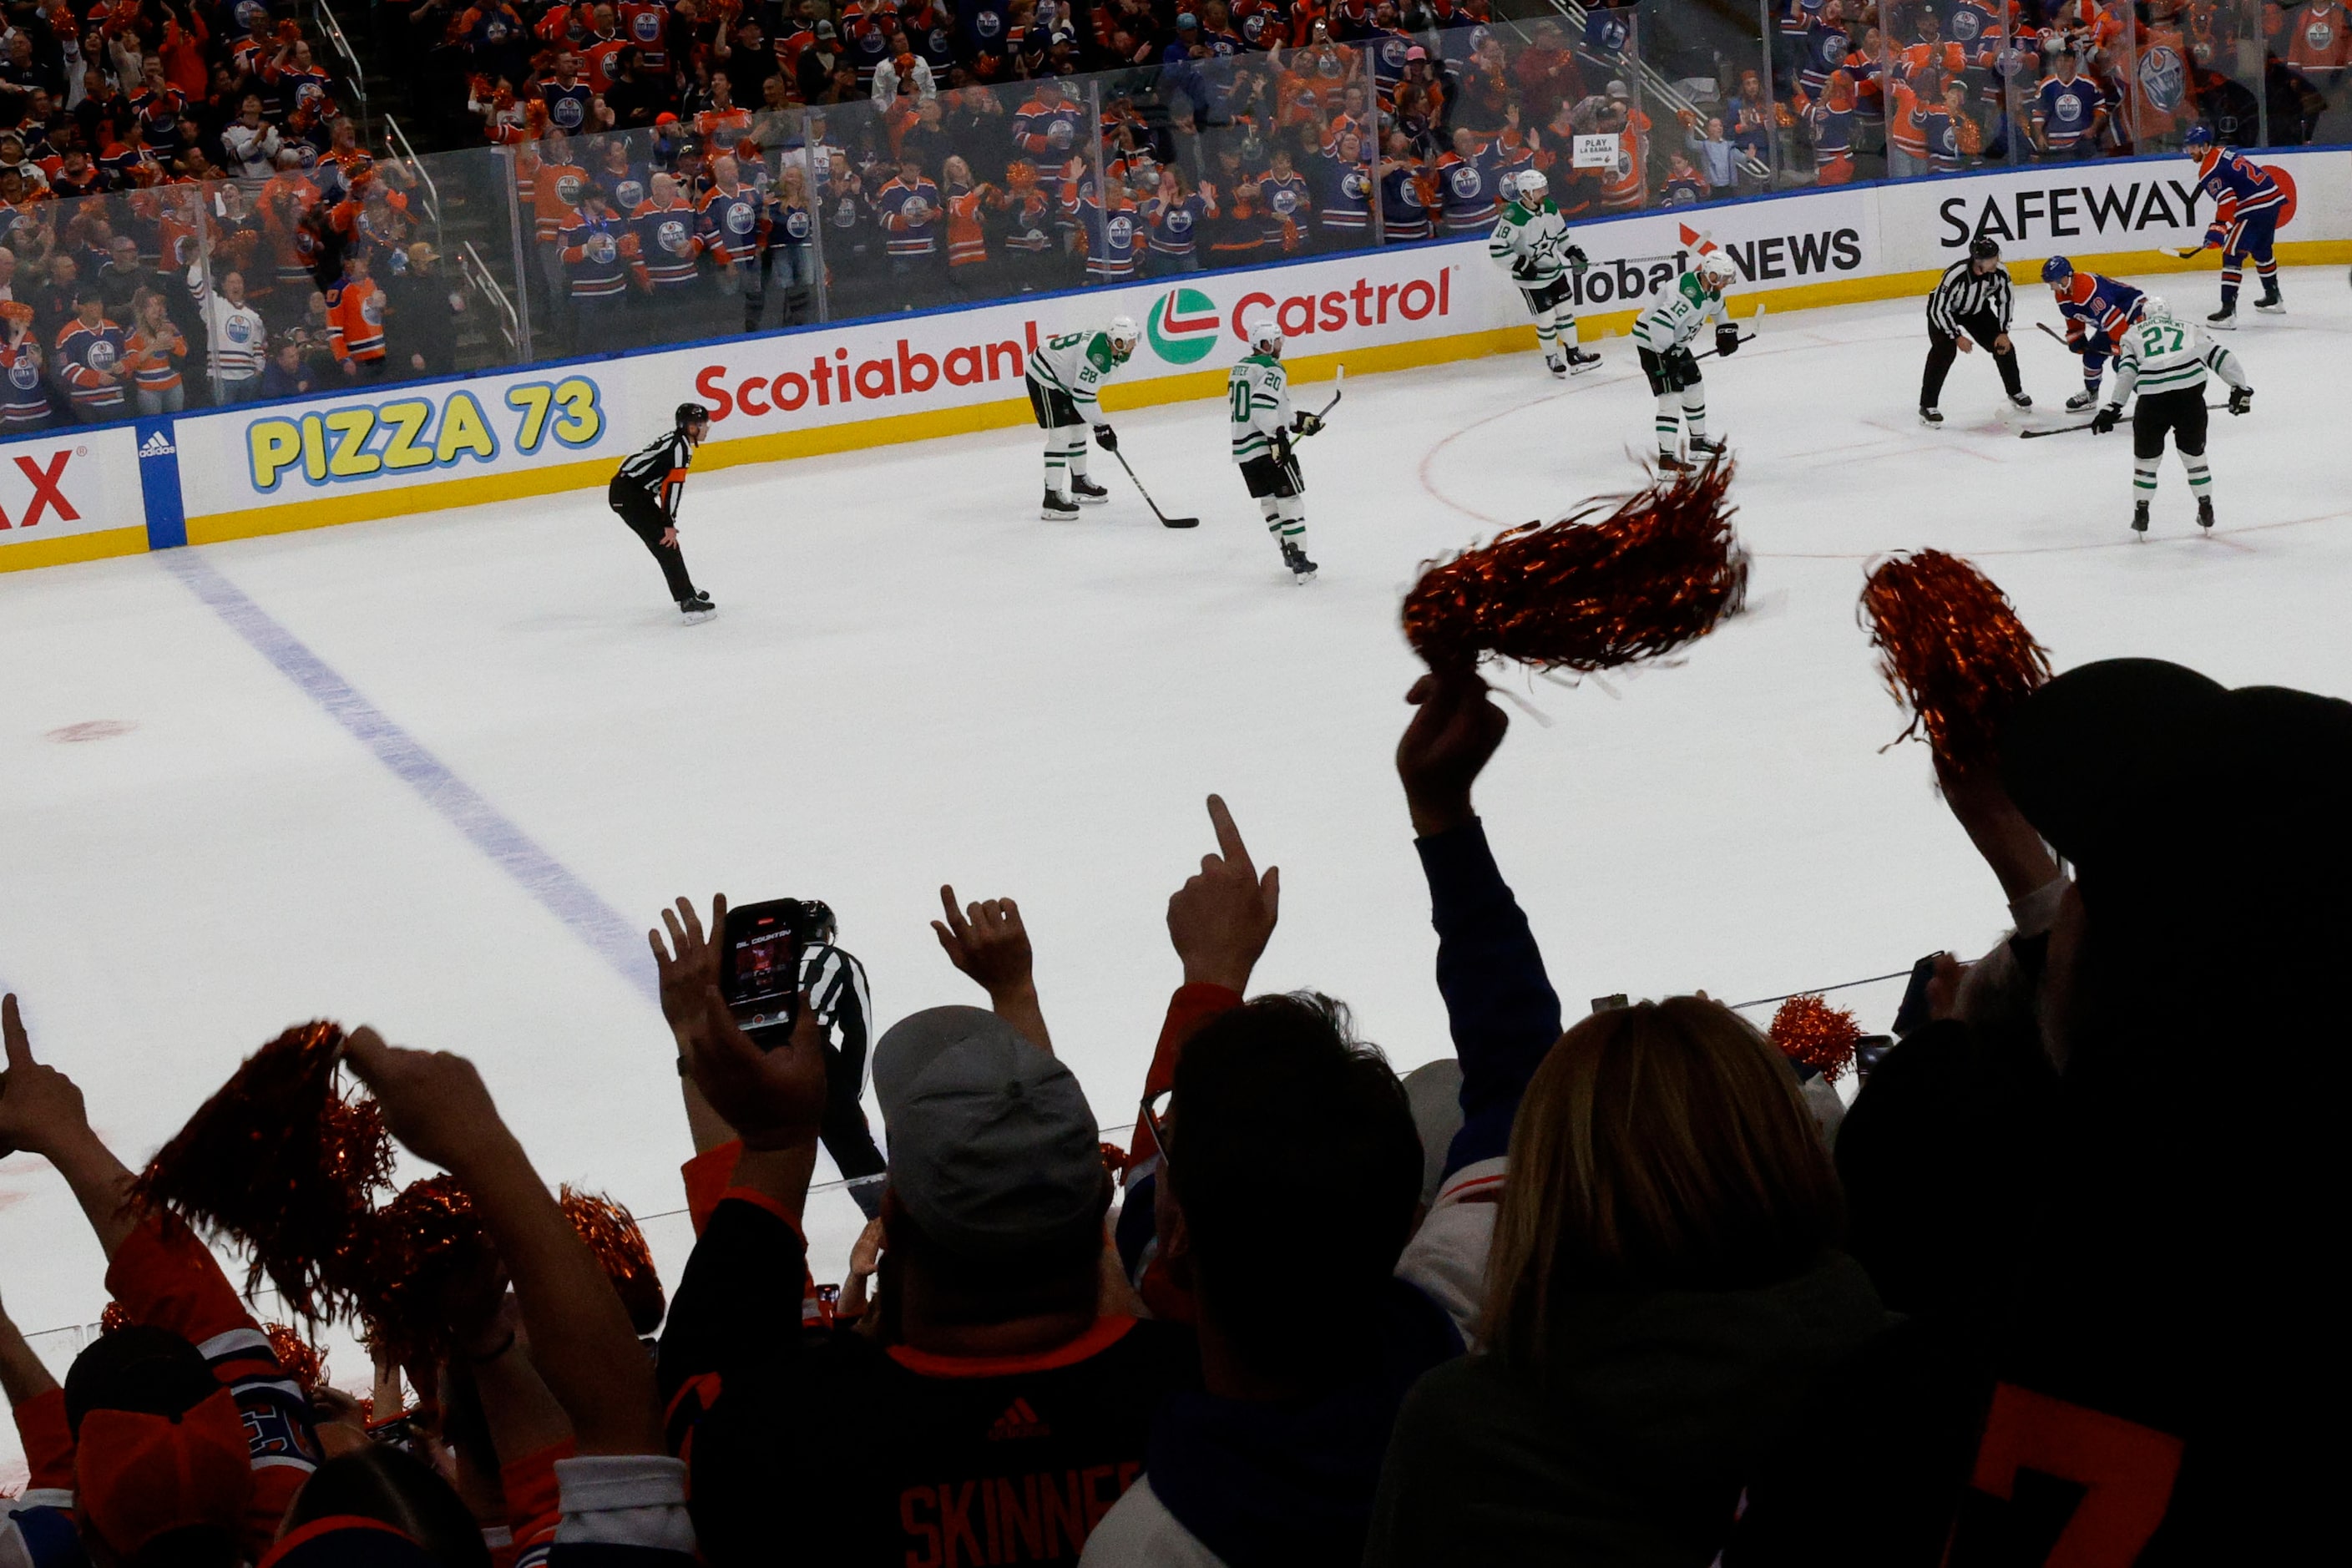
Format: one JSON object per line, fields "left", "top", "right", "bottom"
{"left": 1065, "top": 427, "right": 1090, "bottom": 481}
{"left": 1535, "top": 305, "right": 1558, "bottom": 354}
{"left": 1258, "top": 496, "right": 1283, "bottom": 535}
{"left": 2133, "top": 458, "right": 2159, "bottom": 496}
{"left": 1682, "top": 388, "right": 1707, "bottom": 441}
{"left": 1557, "top": 311, "right": 1578, "bottom": 345}
{"left": 1655, "top": 391, "right": 1681, "bottom": 451}
{"left": 1044, "top": 443, "right": 1068, "bottom": 495}
{"left": 1274, "top": 495, "right": 1307, "bottom": 542}
{"left": 2184, "top": 455, "right": 2213, "bottom": 494}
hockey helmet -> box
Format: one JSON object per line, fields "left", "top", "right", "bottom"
{"left": 1514, "top": 168, "right": 1548, "bottom": 205}
{"left": 1968, "top": 235, "right": 2000, "bottom": 263}
{"left": 1246, "top": 316, "right": 1283, "bottom": 356}
{"left": 2183, "top": 124, "right": 2213, "bottom": 155}
{"left": 675, "top": 401, "right": 711, "bottom": 432}
{"left": 1697, "top": 250, "right": 1737, "bottom": 290}
{"left": 1106, "top": 314, "right": 1141, "bottom": 362}
{"left": 792, "top": 898, "right": 838, "bottom": 944}
{"left": 2137, "top": 294, "right": 2171, "bottom": 323}
{"left": 2041, "top": 255, "right": 2075, "bottom": 285}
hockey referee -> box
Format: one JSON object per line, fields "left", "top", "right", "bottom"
{"left": 1920, "top": 236, "right": 2031, "bottom": 426}
{"left": 611, "top": 402, "right": 716, "bottom": 621}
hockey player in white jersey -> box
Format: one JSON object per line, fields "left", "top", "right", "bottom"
{"left": 1228, "top": 316, "right": 1324, "bottom": 584}
{"left": 2088, "top": 295, "right": 2252, "bottom": 536}
{"left": 1025, "top": 316, "right": 1139, "bottom": 519}
{"left": 1631, "top": 250, "right": 1740, "bottom": 472}
{"left": 1487, "top": 170, "right": 1600, "bottom": 377}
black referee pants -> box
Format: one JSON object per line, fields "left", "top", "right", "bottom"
{"left": 609, "top": 483, "right": 700, "bottom": 604}
{"left": 1921, "top": 308, "right": 2022, "bottom": 408}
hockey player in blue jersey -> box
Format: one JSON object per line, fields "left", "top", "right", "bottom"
{"left": 2043, "top": 256, "right": 2147, "bottom": 412}
{"left": 2177, "top": 125, "right": 2285, "bottom": 327}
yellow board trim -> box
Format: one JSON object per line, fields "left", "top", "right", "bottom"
{"left": 176, "top": 236, "right": 2352, "bottom": 545}
{"left": 0, "top": 524, "right": 150, "bottom": 574}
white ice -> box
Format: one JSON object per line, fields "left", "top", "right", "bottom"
{"left": 6, "top": 267, "right": 2348, "bottom": 1483}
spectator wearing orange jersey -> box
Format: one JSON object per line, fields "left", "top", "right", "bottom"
{"left": 938, "top": 155, "right": 1006, "bottom": 297}
{"left": 124, "top": 289, "right": 189, "bottom": 414}
{"left": 326, "top": 247, "right": 389, "bottom": 379}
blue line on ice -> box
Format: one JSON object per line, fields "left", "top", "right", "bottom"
{"left": 159, "top": 550, "right": 658, "bottom": 1008}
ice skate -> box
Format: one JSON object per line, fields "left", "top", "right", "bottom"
{"left": 1545, "top": 352, "right": 1567, "bottom": 377}
{"left": 1657, "top": 450, "right": 1696, "bottom": 473}
{"left": 2008, "top": 391, "right": 2033, "bottom": 410}
{"left": 1688, "top": 434, "right": 1728, "bottom": 462}
{"left": 1920, "top": 406, "right": 1944, "bottom": 427}
{"left": 2197, "top": 495, "right": 2215, "bottom": 529}
{"left": 2066, "top": 389, "right": 2099, "bottom": 412}
{"left": 1069, "top": 474, "right": 1110, "bottom": 505}
{"left": 2254, "top": 287, "right": 2284, "bottom": 315}
{"left": 1041, "top": 488, "right": 1080, "bottom": 521}
{"left": 2207, "top": 305, "right": 2236, "bottom": 329}
{"left": 1565, "top": 346, "right": 1601, "bottom": 375}
{"left": 2132, "top": 499, "right": 2150, "bottom": 537}
{"left": 1281, "top": 540, "right": 1318, "bottom": 584}
{"left": 680, "top": 594, "right": 717, "bottom": 625}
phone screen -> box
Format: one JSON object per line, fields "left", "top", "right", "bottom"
{"left": 727, "top": 908, "right": 802, "bottom": 1030}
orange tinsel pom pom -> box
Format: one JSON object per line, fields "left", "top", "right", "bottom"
{"left": 560, "top": 1186, "right": 665, "bottom": 1337}
{"left": 1402, "top": 462, "right": 1748, "bottom": 675}
{"left": 1768, "top": 994, "right": 1863, "bottom": 1082}
{"left": 359, "top": 1175, "right": 497, "bottom": 1371}
{"left": 266, "top": 1322, "right": 327, "bottom": 1389}
{"left": 1860, "top": 550, "right": 2052, "bottom": 768}
{"left": 131, "top": 1022, "right": 392, "bottom": 1323}
{"left": 99, "top": 1301, "right": 129, "bottom": 1335}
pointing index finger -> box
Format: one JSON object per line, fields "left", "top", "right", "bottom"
{"left": 1205, "top": 793, "right": 1252, "bottom": 875}
{"left": 3, "top": 994, "right": 31, "bottom": 1070}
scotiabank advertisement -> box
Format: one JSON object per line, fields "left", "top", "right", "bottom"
{"left": 0, "top": 425, "right": 147, "bottom": 569}
{"left": 154, "top": 145, "right": 2349, "bottom": 544}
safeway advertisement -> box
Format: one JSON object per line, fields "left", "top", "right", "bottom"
{"left": 0, "top": 425, "right": 142, "bottom": 553}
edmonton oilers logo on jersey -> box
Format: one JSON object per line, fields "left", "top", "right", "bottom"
{"left": 554, "top": 95, "right": 584, "bottom": 127}
{"left": 1821, "top": 29, "right": 1848, "bottom": 58}
{"left": 2056, "top": 92, "right": 2082, "bottom": 122}
{"left": 617, "top": 177, "right": 645, "bottom": 210}
{"left": 362, "top": 293, "right": 384, "bottom": 326}
{"left": 632, "top": 9, "right": 661, "bottom": 40}
{"left": 2306, "top": 16, "right": 2336, "bottom": 48}
{"left": 930, "top": 27, "right": 951, "bottom": 54}
{"left": 556, "top": 173, "right": 585, "bottom": 205}
{"left": 225, "top": 315, "right": 255, "bottom": 346}
{"left": 659, "top": 217, "right": 692, "bottom": 252}
{"left": 1343, "top": 169, "right": 1368, "bottom": 199}
{"left": 2138, "top": 46, "right": 2185, "bottom": 111}
{"left": 588, "top": 231, "right": 617, "bottom": 263}
{"left": 976, "top": 7, "right": 1002, "bottom": 36}
{"left": 1165, "top": 206, "right": 1193, "bottom": 235}
{"left": 1449, "top": 164, "right": 1482, "bottom": 197}
{"left": 89, "top": 340, "right": 119, "bottom": 371}
{"left": 1950, "top": 8, "right": 1980, "bottom": 40}
{"left": 783, "top": 209, "right": 811, "bottom": 240}
{"left": 235, "top": 0, "right": 270, "bottom": 29}
{"left": 1049, "top": 119, "right": 1075, "bottom": 148}
{"left": 1108, "top": 214, "right": 1134, "bottom": 246}
{"left": 484, "top": 16, "right": 511, "bottom": 40}
{"left": 9, "top": 360, "right": 38, "bottom": 389}
{"left": 1271, "top": 186, "right": 1299, "bottom": 215}
{"left": 1382, "top": 38, "right": 1409, "bottom": 67}
{"left": 726, "top": 199, "right": 756, "bottom": 233}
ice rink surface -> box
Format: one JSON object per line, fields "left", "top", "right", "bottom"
{"left": 4, "top": 268, "right": 2347, "bottom": 1464}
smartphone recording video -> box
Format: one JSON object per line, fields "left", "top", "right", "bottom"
{"left": 721, "top": 899, "right": 812, "bottom": 1038}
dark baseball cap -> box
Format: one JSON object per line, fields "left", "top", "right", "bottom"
{"left": 2000, "top": 658, "right": 2352, "bottom": 908}
{"left": 873, "top": 1007, "right": 1107, "bottom": 1255}
{"left": 66, "top": 1326, "right": 255, "bottom": 1556}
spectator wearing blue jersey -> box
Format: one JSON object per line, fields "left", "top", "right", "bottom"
{"left": 1434, "top": 127, "right": 1505, "bottom": 237}
{"left": 1314, "top": 129, "right": 1378, "bottom": 250}
{"left": 1141, "top": 166, "right": 1215, "bottom": 276}
{"left": 2030, "top": 50, "right": 2106, "bottom": 159}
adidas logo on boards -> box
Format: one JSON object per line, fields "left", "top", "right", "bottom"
{"left": 987, "top": 1398, "right": 1052, "bottom": 1441}
{"left": 139, "top": 431, "right": 176, "bottom": 457}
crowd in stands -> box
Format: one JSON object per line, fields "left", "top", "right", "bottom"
{"left": 1, "top": 0, "right": 2347, "bottom": 410}
{"left": 4, "top": 644, "right": 2340, "bottom": 1562}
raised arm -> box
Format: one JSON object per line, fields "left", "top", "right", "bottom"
{"left": 0, "top": 994, "right": 138, "bottom": 1260}
{"left": 933, "top": 885, "right": 1054, "bottom": 1052}
{"left": 1395, "top": 672, "right": 1563, "bottom": 1176}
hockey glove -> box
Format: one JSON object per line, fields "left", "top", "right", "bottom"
{"left": 1093, "top": 423, "right": 1118, "bottom": 452}
{"left": 2090, "top": 405, "right": 2121, "bottom": 434}
{"left": 2228, "top": 385, "right": 2253, "bottom": 416}
{"left": 1713, "top": 323, "right": 1742, "bottom": 357}
{"left": 1511, "top": 256, "right": 1539, "bottom": 281}
{"left": 1565, "top": 244, "right": 1590, "bottom": 274}
{"left": 1292, "top": 411, "right": 1323, "bottom": 438}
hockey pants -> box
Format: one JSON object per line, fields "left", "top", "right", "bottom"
{"left": 610, "top": 484, "right": 701, "bottom": 604}
{"left": 1921, "top": 309, "right": 2023, "bottom": 407}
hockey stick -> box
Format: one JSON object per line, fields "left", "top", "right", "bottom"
{"left": 1691, "top": 302, "right": 1768, "bottom": 362}
{"left": 2019, "top": 399, "right": 2238, "bottom": 439}
{"left": 1297, "top": 365, "right": 1345, "bottom": 438}
{"left": 1109, "top": 448, "right": 1200, "bottom": 529}
{"left": 2036, "top": 321, "right": 2073, "bottom": 350}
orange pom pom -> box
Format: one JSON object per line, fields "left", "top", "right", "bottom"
{"left": 1403, "top": 462, "right": 1748, "bottom": 675}
{"left": 1768, "top": 994, "right": 1862, "bottom": 1081}
{"left": 1861, "top": 550, "right": 2052, "bottom": 767}
{"left": 266, "top": 1322, "right": 326, "bottom": 1389}
{"left": 131, "top": 1022, "right": 392, "bottom": 1323}
{"left": 99, "top": 1301, "right": 129, "bottom": 1335}
{"left": 358, "top": 1175, "right": 497, "bottom": 1371}
{"left": 560, "top": 1186, "right": 665, "bottom": 1336}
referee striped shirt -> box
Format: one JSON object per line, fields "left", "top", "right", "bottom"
{"left": 1926, "top": 258, "right": 2013, "bottom": 336}
{"left": 615, "top": 431, "right": 695, "bottom": 520}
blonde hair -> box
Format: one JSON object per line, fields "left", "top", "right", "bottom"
{"left": 1483, "top": 997, "right": 1844, "bottom": 1378}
